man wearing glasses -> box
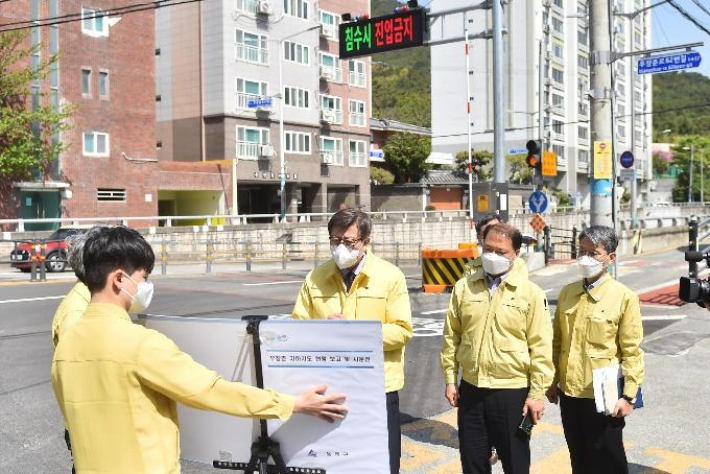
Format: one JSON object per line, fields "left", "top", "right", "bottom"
{"left": 292, "top": 208, "right": 413, "bottom": 474}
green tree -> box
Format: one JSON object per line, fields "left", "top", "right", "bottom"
{"left": 506, "top": 154, "right": 533, "bottom": 184}
{"left": 652, "top": 152, "right": 670, "bottom": 178}
{"left": 454, "top": 149, "right": 493, "bottom": 181}
{"left": 370, "top": 166, "right": 395, "bottom": 185}
{"left": 383, "top": 132, "right": 432, "bottom": 183}
{"left": 670, "top": 136, "right": 710, "bottom": 202}
{"left": 0, "top": 31, "right": 72, "bottom": 184}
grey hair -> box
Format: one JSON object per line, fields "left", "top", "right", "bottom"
{"left": 66, "top": 226, "right": 108, "bottom": 281}
{"left": 579, "top": 225, "right": 618, "bottom": 254}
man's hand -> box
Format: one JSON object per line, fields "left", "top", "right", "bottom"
{"left": 612, "top": 398, "right": 634, "bottom": 418}
{"left": 522, "top": 398, "right": 545, "bottom": 424}
{"left": 546, "top": 385, "right": 559, "bottom": 404}
{"left": 294, "top": 384, "right": 349, "bottom": 423}
{"left": 445, "top": 383, "right": 459, "bottom": 407}
{"left": 327, "top": 313, "right": 346, "bottom": 320}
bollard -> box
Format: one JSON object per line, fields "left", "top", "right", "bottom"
{"left": 571, "top": 226, "right": 578, "bottom": 259}
{"left": 282, "top": 242, "right": 287, "bottom": 270}
{"left": 161, "top": 239, "right": 168, "bottom": 276}
{"left": 689, "top": 216, "right": 699, "bottom": 278}
{"left": 30, "top": 245, "right": 38, "bottom": 282}
{"left": 313, "top": 241, "right": 319, "bottom": 269}
{"left": 206, "top": 241, "right": 214, "bottom": 274}
{"left": 395, "top": 242, "right": 400, "bottom": 267}
{"left": 245, "top": 240, "right": 252, "bottom": 272}
{"left": 39, "top": 241, "right": 47, "bottom": 282}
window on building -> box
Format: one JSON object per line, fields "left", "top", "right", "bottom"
{"left": 284, "top": 41, "right": 310, "bottom": 65}
{"left": 235, "top": 0, "right": 258, "bottom": 14}
{"left": 617, "top": 102, "right": 626, "bottom": 117}
{"left": 236, "top": 78, "right": 268, "bottom": 109}
{"left": 349, "top": 140, "right": 367, "bottom": 167}
{"left": 349, "top": 60, "right": 366, "bottom": 87}
{"left": 82, "top": 8, "right": 109, "bottom": 37}
{"left": 320, "top": 95, "right": 342, "bottom": 123}
{"left": 579, "top": 149, "right": 589, "bottom": 163}
{"left": 236, "top": 29, "right": 268, "bottom": 65}
{"left": 552, "top": 94, "right": 564, "bottom": 109}
{"left": 578, "top": 29, "right": 588, "bottom": 47}
{"left": 617, "top": 82, "right": 626, "bottom": 96}
{"left": 578, "top": 101, "right": 589, "bottom": 116}
{"left": 552, "top": 42, "right": 564, "bottom": 59}
{"left": 99, "top": 71, "right": 109, "bottom": 98}
{"left": 634, "top": 29, "right": 642, "bottom": 46}
{"left": 349, "top": 100, "right": 366, "bottom": 127}
{"left": 284, "top": 0, "right": 309, "bottom": 20}
{"left": 618, "top": 124, "right": 627, "bottom": 140}
{"left": 83, "top": 131, "right": 110, "bottom": 156}
{"left": 285, "top": 131, "right": 311, "bottom": 154}
{"left": 319, "top": 10, "right": 340, "bottom": 41}
{"left": 552, "top": 120, "right": 564, "bottom": 134}
{"left": 634, "top": 90, "right": 642, "bottom": 103}
{"left": 97, "top": 188, "right": 126, "bottom": 202}
{"left": 82, "top": 69, "right": 92, "bottom": 97}
{"left": 577, "top": 54, "right": 588, "bottom": 70}
{"left": 237, "top": 126, "right": 270, "bottom": 158}
{"left": 617, "top": 61, "right": 626, "bottom": 76}
{"left": 552, "top": 68, "right": 564, "bottom": 84}
{"left": 553, "top": 0, "right": 563, "bottom": 8}
{"left": 552, "top": 17, "right": 564, "bottom": 35}
{"left": 578, "top": 126, "right": 589, "bottom": 140}
{"left": 320, "top": 137, "right": 343, "bottom": 165}
{"left": 284, "top": 86, "right": 310, "bottom": 109}
{"left": 320, "top": 53, "right": 342, "bottom": 82}
{"left": 553, "top": 144, "right": 565, "bottom": 161}
{"left": 635, "top": 128, "right": 642, "bottom": 142}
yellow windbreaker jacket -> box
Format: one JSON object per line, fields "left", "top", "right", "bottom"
{"left": 292, "top": 250, "right": 413, "bottom": 393}
{"left": 52, "top": 281, "right": 90, "bottom": 347}
{"left": 52, "top": 303, "right": 295, "bottom": 474}
{"left": 553, "top": 277, "right": 644, "bottom": 399}
{"left": 441, "top": 257, "right": 554, "bottom": 400}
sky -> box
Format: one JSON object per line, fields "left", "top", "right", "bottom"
{"left": 651, "top": 0, "right": 710, "bottom": 78}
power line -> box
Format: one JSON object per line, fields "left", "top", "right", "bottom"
{"left": 652, "top": 9, "right": 672, "bottom": 44}
{"left": 0, "top": 0, "right": 204, "bottom": 33}
{"left": 690, "top": 0, "right": 710, "bottom": 19}
{"left": 667, "top": 0, "right": 710, "bottom": 36}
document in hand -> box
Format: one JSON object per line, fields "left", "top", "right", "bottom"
{"left": 592, "top": 363, "right": 644, "bottom": 415}
{"left": 592, "top": 363, "right": 622, "bottom": 415}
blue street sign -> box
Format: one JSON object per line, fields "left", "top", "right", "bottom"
{"left": 620, "top": 150, "right": 634, "bottom": 169}
{"left": 369, "top": 149, "right": 385, "bottom": 160}
{"left": 638, "top": 51, "right": 702, "bottom": 75}
{"left": 528, "top": 191, "right": 548, "bottom": 214}
{"left": 509, "top": 147, "right": 527, "bottom": 155}
{"left": 247, "top": 97, "right": 273, "bottom": 108}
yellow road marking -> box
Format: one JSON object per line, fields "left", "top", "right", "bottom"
{"left": 531, "top": 447, "right": 572, "bottom": 474}
{"left": 646, "top": 447, "right": 710, "bottom": 472}
{"left": 401, "top": 440, "right": 445, "bottom": 471}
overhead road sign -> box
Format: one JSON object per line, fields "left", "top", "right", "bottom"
{"left": 638, "top": 51, "right": 702, "bottom": 75}
{"left": 528, "top": 191, "right": 548, "bottom": 214}
{"left": 339, "top": 9, "right": 425, "bottom": 59}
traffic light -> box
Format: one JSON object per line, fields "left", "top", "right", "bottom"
{"left": 526, "top": 139, "right": 542, "bottom": 170}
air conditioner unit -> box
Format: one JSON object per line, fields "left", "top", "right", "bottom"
{"left": 257, "top": 0, "right": 273, "bottom": 15}
{"left": 321, "top": 110, "right": 335, "bottom": 123}
{"left": 542, "top": 0, "right": 552, "bottom": 7}
{"left": 320, "top": 24, "right": 329, "bottom": 37}
{"left": 321, "top": 152, "right": 335, "bottom": 164}
{"left": 544, "top": 78, "right": 552, "bottom": 86}
{"left": 543, "top": 24, "right": 550, "bottom": 34}
{"left": 320, "top": 67, "right": 334, "bottom": 81}
{"left": 259, "top": 144, "right": 274, "bottom": 158}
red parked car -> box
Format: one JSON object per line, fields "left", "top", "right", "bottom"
{"left": 10, "top": 228, "right": 87, "bottom": 273}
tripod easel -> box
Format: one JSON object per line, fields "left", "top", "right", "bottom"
{"left": 213, "top": 316, "right": 326, "bottom": 474}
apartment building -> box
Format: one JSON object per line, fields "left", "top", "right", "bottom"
{"left": 0, "top": 0, "right": 159, "bottom": 227}
{"left": 156, "top": 0, "right": 372, "bottom": 216}
{"left": 430, "top": 0, "right": 653, "bottom": 206}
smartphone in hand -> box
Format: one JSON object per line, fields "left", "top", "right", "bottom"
{"left": 519, "top": 412, "right": 534, "bottom": 435}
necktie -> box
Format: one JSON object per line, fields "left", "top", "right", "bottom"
{"left": 345, "top": 271, "right": 356, "bottom": 292}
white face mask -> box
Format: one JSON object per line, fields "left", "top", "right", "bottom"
{"left": 121, "top": 272, "right": 154, "bottom": 313}
{"left": 481, "top": 252, "right": 512, "bottom": 276}
{"left": 331, "top": 244, "right": 360, "bottom": 269}
{"left": 577, "top": 256, "right": 607, "bottom": 279}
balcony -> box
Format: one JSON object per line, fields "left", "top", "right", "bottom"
{"left": 349, "top": 71, "right": 366, "bottom": 88}
{"left": 236, "top": 44, "right": 268, "bottom": 65}
{"left": 319, "top": 66, "right": 342, "bottom": 83}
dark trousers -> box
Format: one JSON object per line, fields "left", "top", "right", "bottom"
{"left": 386, "top": 391, "right": 401, "bottom": 474}
{"left": 457, "top": 381, "right": 530, "bottom": 474}
{"left": 559, "top": 392, "right": 628, "bottom": 474}
{"left": 64, "top": 429, "right": 75, "bottom": 474}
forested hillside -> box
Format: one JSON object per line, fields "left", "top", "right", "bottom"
{"left": 652, "top": 72, "right": 710, "bottom": 139}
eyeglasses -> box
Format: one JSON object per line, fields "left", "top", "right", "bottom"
{"left": 329, "top": 236, "right": 362, "bottom": 249}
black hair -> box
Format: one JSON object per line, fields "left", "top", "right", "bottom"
{"left": 475, "top": 213, "right": 504, "bottom": 237}
{"left": 82, "top": 226, "right": 155, "bottom": 293}
{"left": 483, "top": 223, "right": 523, "bottom": 251}
{"left": 327, "top": 208, "right": 372, "bottom": 239}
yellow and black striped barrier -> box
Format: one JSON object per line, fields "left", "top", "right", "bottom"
{"left": 422, "top": 248, "right": 477, "bottom": 293}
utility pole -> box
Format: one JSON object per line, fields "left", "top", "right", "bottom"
{"left": 689, "top": 144, "right": 694, "bottom": 203}
{"left": 492, "top": 0, "right": 505, "bottom": 183}
{"left": 589, "top": 0, "right": 614, "bottom": 227}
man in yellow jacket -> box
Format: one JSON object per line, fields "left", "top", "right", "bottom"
{"left": 52, "top": 226, "right": 349, "bottom": 474}
{"left": 292, "top": 208, "right": 413, "bottom": 474}
{"left": 441, "top": 223, "right": 553, "bottom": 474}
{"left": 546, "top": 225, "right": 644, "bottom": 474}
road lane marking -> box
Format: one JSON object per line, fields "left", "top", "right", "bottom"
{"left": 420, "top": 309, "right": 447, "bottom": 315}
{"left": 0, "top": 295, "right": 64, "bottom": 304}
{"left": 647, "top": 447, "right": 710, "bottom": 471}
{"left": 641, "top": 315, "right": 687, "bottom": 321}
{"left": 242, "top": 280, "right": 304, "bottom": 286}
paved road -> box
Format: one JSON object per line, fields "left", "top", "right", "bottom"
{"left": 1, "top": 246, "right": 709, "bottom": 473}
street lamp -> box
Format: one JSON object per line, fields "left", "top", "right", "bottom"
{"left": 277, "top": 24, "right": 321, "bottom": 222}
{"left": 684, "top": 145, "right": 696, "bottom": 203}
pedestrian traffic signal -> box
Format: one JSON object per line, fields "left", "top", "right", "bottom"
{"left": 526, "top": 140, "right": 542, "bottom": 169}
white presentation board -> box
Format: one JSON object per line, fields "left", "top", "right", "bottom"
{"left": 141, "top": 315, "right": 389, "bottom": 474}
